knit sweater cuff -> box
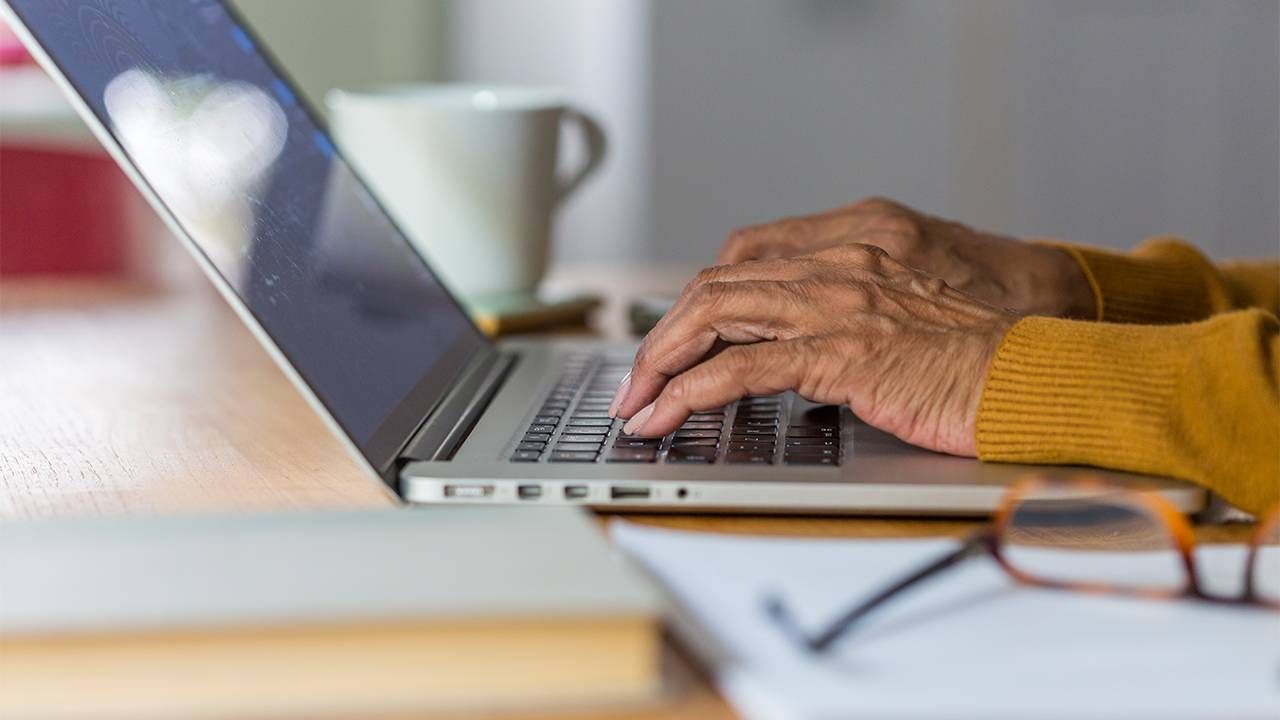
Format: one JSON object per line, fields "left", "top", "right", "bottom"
{"left": 1041, "top": 238, "right": 1230, "bottom": 324}
{"left": 977, "top": 316, "right": 1183, "bottom": 470}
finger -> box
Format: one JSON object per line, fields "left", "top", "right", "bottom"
{"left": 622, "top": 339, "right": 824, "bottom": 437}
{"left": 717, "top": 218, "right": 812, "bottom": 264}
{"left": 717, "top": 228, "right": 771, "bottom": 264}
{"left": 684, "top": 257, "right": 814, "bottom": 291}
{"left": 614, "top": 279, "right": 812, "bottom": 420}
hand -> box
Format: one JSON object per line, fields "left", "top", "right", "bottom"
{"left": 718, "top": 197, "right": 1095, "bottom": 318}
{"left": 608, "top": 245, "right": 1018, "bottom": 456}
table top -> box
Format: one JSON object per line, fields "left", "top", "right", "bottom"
{"left": 0, "top": 270, "right": 1254, "bottom": 720}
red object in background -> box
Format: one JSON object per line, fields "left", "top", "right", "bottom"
{"left": 0, "top": 19, "right": 32, "bottom": 66}
{"left": 0, "top": 145, "right": 134, "bottom": 275}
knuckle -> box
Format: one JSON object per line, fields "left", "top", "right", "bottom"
{"left": 691, "top": 279, "right": 734, "bottom": 308}
{"left": 663, "top": 376, "right": 691, "bottom": 405}
{"left": 781, "top": 278, "right": 817, "bottom": 306}
{"left": 845, "top": 282, "right": 871, "bottom": 308}
{"left": 631, "top": 340, "right": 656, "bottom": 371}
{"left": 722, "top": 228, "right": 753, "bottom": 251}
{"left": 860, "top": 244, "right": 890, "bottom": 262}
{"left": 690, "top": 265, "right": 726, "bottom": 288}
{"left": 726, "top": 345, "right": 761, "bottom": 375}
{"left": 853, "top": 196, "right": 902, "bottom": 215}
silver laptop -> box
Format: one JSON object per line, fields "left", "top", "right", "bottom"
{"left": 5, "top": 0, "right": 1205, "bottom": 515}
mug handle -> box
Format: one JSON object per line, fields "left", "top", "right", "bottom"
{"left": 556, "top": 108, "right": 608, "bottom": 204}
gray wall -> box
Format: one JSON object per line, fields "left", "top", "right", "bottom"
{"left": 650, "top": 0, "right": 1278, "bottom": 263}
{"left": 241, "top": 1, "right": 1279, "bottom": 264}
{"left": 443, "top": 0, "right": 652, "bottom": 265}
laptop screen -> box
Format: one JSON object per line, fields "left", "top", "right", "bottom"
{"left": 6, "top": 0, "right": 489, "bottom": 469}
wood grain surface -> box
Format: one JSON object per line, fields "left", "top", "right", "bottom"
{"left": 0, "top": 272, "right": 1256, "bottom": 720}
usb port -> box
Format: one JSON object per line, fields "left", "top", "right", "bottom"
{"left": 610, "top": 486, "right": 651, "bottom": 500}
{"left": 517, "top": 484, "right": 543, "bottom": 500}
{"left": 564, "top": 485, "right": 589, "bottom": 500}
{"left": 444, "top": 484, "right": 492, "bottom": 498}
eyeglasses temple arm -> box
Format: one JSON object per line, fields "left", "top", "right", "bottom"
{"left": 767, "top": 532, "right": 995, "bottom": 653}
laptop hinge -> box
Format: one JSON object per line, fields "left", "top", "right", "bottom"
{"left": 398, "top": 349, "right": 519, "bottom": 463}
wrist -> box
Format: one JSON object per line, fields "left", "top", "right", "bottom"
{"left": 1034, "top": 245, "right": 1098, "bottom": 319}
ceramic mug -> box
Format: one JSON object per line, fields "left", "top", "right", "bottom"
{"left": 327, "top": 84, "right": 606, "bottom": 299}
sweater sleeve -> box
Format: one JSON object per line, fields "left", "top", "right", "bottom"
{"left": 1048, "top": 236, "right": 1278, "bottom": 324}
{"left": 976, "top": 310, "right": 1280, "bottom": 516}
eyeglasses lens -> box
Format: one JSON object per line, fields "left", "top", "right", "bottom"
{"left": 1250, "top": 515, "right": 1279, "bottom": 604}
{"left": 1003, "top": 489, "right": 1187, "bottom": 593}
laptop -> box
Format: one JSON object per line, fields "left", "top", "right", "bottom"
{"left": 3, "top": 0, "right": 1205, "bottom": 514}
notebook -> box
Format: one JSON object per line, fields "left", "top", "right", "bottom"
{"left": 0, "top": 507, "right": 663, "bottom": 718}
{"left": 611, "top": 520, "right": 1280, "bottom": 720}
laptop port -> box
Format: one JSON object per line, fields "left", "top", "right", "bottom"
{"left": 610, "top": 486, "right": 651, "bottom": 500}
{"left": 444, "top": 484, "right": 493, "bottom": 498}
{"left": 517, "top": 484, "right": 543, "bottom": 500}
{"left": 564, "top": 485, "right": 589, "bottom": 500}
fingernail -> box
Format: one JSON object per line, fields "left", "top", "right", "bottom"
{"left": 608, "top": 371, "right": 632, "bottom": 418}
{"left": 622, "top": 402, "right": 656, "bottom": 436}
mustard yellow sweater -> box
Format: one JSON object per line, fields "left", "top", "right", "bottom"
{"left": 976, "top": 238, "right": 1280, "bottom": 515}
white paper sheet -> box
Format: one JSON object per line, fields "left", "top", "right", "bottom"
{"left": 611, "top": 521, "right": 1280, "bottom": 720}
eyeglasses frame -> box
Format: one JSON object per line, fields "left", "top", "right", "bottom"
{"left": 766, "top": 475, "right": 1280, "bottom": 654}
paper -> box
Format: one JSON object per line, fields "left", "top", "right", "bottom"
{"left": 611, "top": 521, "right": 1280, "bottom": 720}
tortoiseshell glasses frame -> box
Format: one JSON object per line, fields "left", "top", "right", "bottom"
{"left": 765, "top": 475, "right": 1280, "bottom": 654}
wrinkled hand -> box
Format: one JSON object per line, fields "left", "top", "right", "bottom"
{"left": 608, "top": 245, "right": 1018, "bottom": 456}
{"left": 719, "top": 197, "right": 1095, "bottom": 318}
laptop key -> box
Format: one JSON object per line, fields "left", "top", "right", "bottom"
{"left": 666, "top": 447, "right": 717, "bottom": 464}
{"left": 523, "top": 432, "right": 551, "bottom": 442}
{"left": 679, "top": 421, "right": 723, "bottom": 431}
{"left": 555, "top": 441, "right": 603, "bottom": 451}
{"left": 528, "top": 424, "right": 557, "bottom": 434}
{"left": 510, "top": 450, "right": 542, "bottom": 462}
{"left": 533, "top": 415, "right": 562, "bottom": 425}
{"left": 614, "top": 438, "right": 662, "bottom": 448}
{"left": 563, "top": 425, "right": 609, "bottom": 436}
{"left": 786, "top": 438, "right": 838, "bottom": 447}
{"left": 785, "top": 454, "right": 837, "bottom": 465}
{"left": 786, "top": 426, "right": 837, "bottom": 436}
{"left": 726, "top": 452, "right": 773, "bottom": 464}
{"left": 606, "top": 448, "right": 658, "bottom": 463}
{"left": 728, "top": 442, "right": 775, "bottom": 452}
{"left": 566, "top": 418, "right": 612, "bottom": 427}
{"left": 548, "top": 451, "right": 599, "bottom": 463}
{"left": 517, "top": 441, "right": 546, "bottom": 451}
{"left": 670, "top": 437, "right": 718, "bottom": 447}
{"left": 555, "top": 433, "right": 601, "bottom": 444}
{"left": 673, "top": 429, "right": 720, "bottom": 439}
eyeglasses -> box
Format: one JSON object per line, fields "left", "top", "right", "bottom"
{"left": 765, "top": 475, "right": 1280, "bottom": 654}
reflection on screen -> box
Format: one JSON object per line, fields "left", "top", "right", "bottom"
{"left": 9, "top": 0, "right": 485, "bottom": 456}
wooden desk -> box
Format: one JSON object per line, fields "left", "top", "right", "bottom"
{"left": 0, "top": 272, "right": 1253, "bottom": 719}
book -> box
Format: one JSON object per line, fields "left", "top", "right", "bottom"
{"left": 0, "top": 506, "right": 663, "bottom": 718}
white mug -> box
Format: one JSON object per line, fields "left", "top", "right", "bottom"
{"left": 326, "top": 84, "right": 606, "bottom": 299}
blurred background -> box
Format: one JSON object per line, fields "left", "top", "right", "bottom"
{"left": 241, "top": 0, "right": 1278, "bottom": 264}
{"left": 3, "top": 0, "right": 1276, "bottom": 277}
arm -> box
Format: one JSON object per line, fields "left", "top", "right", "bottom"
{"left": 978, "top": 310, "right": 1280, "bottom": 515}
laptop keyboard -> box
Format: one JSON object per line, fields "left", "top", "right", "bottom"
{"left": 510, "top": 353, "right": 842, "bottom": 466}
